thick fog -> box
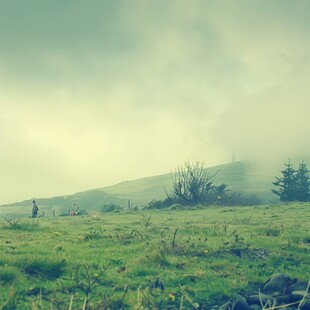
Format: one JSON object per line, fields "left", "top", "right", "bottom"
{"left": 0, "top": 1, "right": 309, "bottom": 204}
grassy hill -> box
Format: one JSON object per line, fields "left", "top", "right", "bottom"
{"left": 0, "top": 161, "right": 277, "bottom": 217}
{"left": 103, "top": 160, "right": 276, "bottom": 203}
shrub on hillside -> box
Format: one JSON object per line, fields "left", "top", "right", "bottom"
{"left": 171, "top": 161, "right": 228, "bottom": 205}
{"left": 144, "top": 197, "right": 179, "bottom": 210}
{"left": 220, "top": 191, "right": 263, "bottom": 206}
{"left": 100, "top": 203, "right": 123, "bottom": 213}
{"left": 2, "top": 216, "right": 40, "bottom": 231}
{"left": 145, "top": 191, "right": 262, "bottom": 209}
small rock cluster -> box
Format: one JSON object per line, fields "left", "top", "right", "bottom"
{"left": 213, "top": 274, "right": 309, "bottom": 310}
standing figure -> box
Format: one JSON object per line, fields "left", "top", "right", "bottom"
{"left": 32, "top": 200, "right": 39, "bottom": 218}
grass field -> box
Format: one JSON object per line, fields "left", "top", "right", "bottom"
{"left": 0, "top": 203, "right": 309, "bottom": 309}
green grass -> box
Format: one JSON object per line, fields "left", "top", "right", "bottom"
{"left": 0, "top": 203, "right": 309, "bottom": 309}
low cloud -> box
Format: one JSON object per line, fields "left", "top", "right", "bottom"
{"left": 0, "top": 1, "right": 309, "bottom": 204}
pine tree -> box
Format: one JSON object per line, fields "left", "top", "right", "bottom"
{"left": 272, "top": 160, "right": 297, "bottom": 202}
{"left": 295, "top": 161, "right": 310, "bottom": 201}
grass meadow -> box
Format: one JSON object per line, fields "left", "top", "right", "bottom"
{"left": 0, "top": 203, "right": 309, "bottom": 309}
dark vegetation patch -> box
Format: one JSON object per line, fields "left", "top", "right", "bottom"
{"left": 303, "top": 237, "right": 310, "bottom": 246}
{"left": 100, "top": 203, "right": 122, "bottom": 213}
{"left": 2, "top": 216, "right": 40, "bottom": 232}
{"left": 224, "top": 247, "right": 271, "bottom": 260}
{"left": 0, "top": 266, "right": 19, "bottom": 285}
{"left": 18, "top": 258, "right": 66, "bottom": 279}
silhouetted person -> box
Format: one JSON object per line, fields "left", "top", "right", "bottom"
{"left": 32, "top": 200, "right": 39, "bottom": 218}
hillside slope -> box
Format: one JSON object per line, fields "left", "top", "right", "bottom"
{"left": 103, "top": 160, "right": 275, "bottom": 202}
{"left": 0, "top": 161, "right": 276, "bottom": 216}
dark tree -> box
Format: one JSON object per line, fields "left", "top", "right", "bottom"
{"left": 272, "top": 160, "right": 297, "bottom": 202}
{"left": 170, "top": 160, "right": 227, "bottom": 205}
{"left": 295, "top": 161, "right": 310, "bottom": 201}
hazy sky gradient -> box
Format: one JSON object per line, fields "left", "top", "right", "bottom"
{"left": 1, "top": 0, "right": 309, "bottom": 204}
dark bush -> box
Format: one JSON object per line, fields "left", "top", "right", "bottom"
{"left": 171, "top": 161, "right": 227, "bottom": 205}
{"left": 144, "top": 197, "right": 178, "bottom": 210}
{"left": 145, "top": 190, "right": 262, "bottom": 209}
{"left": 220, "top": 191, "right": 263, "bottom": 206}
{"left": 18, "top": 258, "right": 66, "bottom": 279}
{"left": 100, "top": 203, "right": 122, "bottom": 213}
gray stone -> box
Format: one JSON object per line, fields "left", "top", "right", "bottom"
{"left": 286, "top": 281, "right": 309, "bottom": 294}
{"left": 232, "top": 295, "right": 251, "bottom": 310}
{"left": 247, "top": 293, "right": 274, "bottom": 306}
{"left": 300, "top": 300, "right": 310, "bottom": 310}
{"left": 218, "top": 301, "right": 232, "bottom": 310}
{"left": 275, "top": 294, "right": 291, "bottom": 304}
{"left": 214, "top": 275, "right": 309, "bottom": 310}
{"left": 291, "top": 290, "right": 310, "bottom": 301}
{"left": 262, "top": 274, "right": 293, "bottom": 294}
{"left": 248, "top": 305, "right": 261, "bottom": 310}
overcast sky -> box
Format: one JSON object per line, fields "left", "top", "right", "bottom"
{"left": 1, "top": 0, "right": 310, "bottom": 204}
